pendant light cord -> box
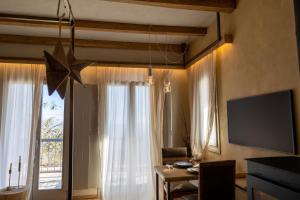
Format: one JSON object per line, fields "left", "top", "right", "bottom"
{"left": 57, "top": 0, "right": 75, "bottom": 23}
{"left": 148, "top": 25, "right": 153, "bottom": 78}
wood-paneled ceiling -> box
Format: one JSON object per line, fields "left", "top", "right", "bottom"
{"left": 0, "top": 0, "right": 236, "bottom": 67}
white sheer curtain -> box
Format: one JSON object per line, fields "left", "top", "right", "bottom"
{"left": 149, "top": 69, "right": 171, "bottom": 170}
{"left": 96, "top": 67, "right": 169, "bottom": 200}
{"left": 0, "top": 63, "right": 44, "bottom": 198}
{"left": 188, "top": 51, "right": 217, "bottom": 160}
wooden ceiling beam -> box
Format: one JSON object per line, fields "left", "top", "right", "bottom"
{"left": 0, "top": 56, "right": 184, "bottom": 69}
{"left": 0, "top": 34, "right": 183, "bottom": 52}
{"left": 0, "top": 13, "right": 207, "bottom": 36}
{"left": 105, "top": 0, "right": 236, "bottom": 12}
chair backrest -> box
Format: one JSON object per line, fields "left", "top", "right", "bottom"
{"left": 198, "top": 160, "right": 236, "bottom": 200}
{"left": 162, "top": 147, "right": 188, "bottom": 158}
{"left": 161, "top": 147, "right": 188, "bottom": 165}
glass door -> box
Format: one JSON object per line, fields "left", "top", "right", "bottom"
{"left": 32, "top": 85, "right": 69, "bottom": 200}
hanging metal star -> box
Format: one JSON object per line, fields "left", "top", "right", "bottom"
{"left": 44, "top": 40, "right": 70, "bottom": 98}
{"left": 67, "top": 48, "right": 91, "bottom": 85}
{"left": 44, "top": 41, "right": 91, "bottom": 99}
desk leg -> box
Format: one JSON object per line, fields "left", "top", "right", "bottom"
{"left": 156, "top": 173, "right": 159, "bottom": 200}
{"left": 167, "top": 182, "right": 171, "bottom": 200}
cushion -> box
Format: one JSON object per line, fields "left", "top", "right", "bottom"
{"left": 181, "top": 194, "right": 198, "bottom": 200}
{"left": 164, "top": 182, "right": 198, "bottom": 193}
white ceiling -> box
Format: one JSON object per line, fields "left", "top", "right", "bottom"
{"left": 0, "top": 0, "right": 216, "bottom": 26}
{"left": 0, "top": 0, "right": 216, "bottom": 44}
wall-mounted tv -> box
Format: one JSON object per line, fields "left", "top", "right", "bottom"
{"left": 227, "top": 90, "right": 296, "bottom": 154}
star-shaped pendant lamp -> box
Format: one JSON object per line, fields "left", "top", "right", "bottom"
{"left": 43, "top": 1, "right": 92, "bottom": 199}
{"left": 43, "top": 0, "right": 91, "bottom": 99}
{"left": 44, "top": 39, "right": 91, "bottom": 99}
{"left": 67, "top": 48, "right": 91, "bottom": 85}
{"left": 44, "top": 40, "right": 69, "bottom": 98}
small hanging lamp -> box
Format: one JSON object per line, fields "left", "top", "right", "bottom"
{"left": 147, "top": 29, "right": 154, "bottom": 85}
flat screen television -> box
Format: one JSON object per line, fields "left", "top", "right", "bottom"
{"left": 227, "top": 90, "right": 296, "bottom": 153}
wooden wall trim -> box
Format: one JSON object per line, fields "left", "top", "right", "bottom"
{"left": 185, "top": 34, "right": 233, "bottom": 68}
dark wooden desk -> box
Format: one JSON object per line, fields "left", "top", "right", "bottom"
{"left": 154, "top": 166, "right": 198, "bottom": 200}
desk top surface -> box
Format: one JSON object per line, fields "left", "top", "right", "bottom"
{"left": 154, "top": 166, "right": 198, "bottom": 182}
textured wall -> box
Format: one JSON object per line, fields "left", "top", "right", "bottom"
{"left": 168, "top": 69, "right": 190, "bottom": 147}
{"left": 189, "top": 0, "right": 300, "bottom": 172}
{"left": 73, "top": 84, "right": 98, "bottom": 190}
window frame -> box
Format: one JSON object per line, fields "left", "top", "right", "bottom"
{"left": 36, "top": 84, "right": 66, "bottom": 191}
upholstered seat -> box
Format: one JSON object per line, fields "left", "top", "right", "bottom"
{"left": 162, "top": 147, "right": 188, "bottom": 158}
{"left": 163, "top": 182, "right": 198, "bottom": 200}
{"left": 164, "top": 182, "right": 198, "bottom": 193}
{"left": 181, "top": 194, "right": 198, "bottom": 200}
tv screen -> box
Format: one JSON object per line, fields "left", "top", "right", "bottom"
{"left": 227, "top": 90, "right": 296, "bottom": 153}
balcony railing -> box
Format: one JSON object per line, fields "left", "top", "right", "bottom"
{"left": 39, "top": 138, "right": 63, "bottom": 190}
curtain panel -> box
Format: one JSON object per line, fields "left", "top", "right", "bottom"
{"left": 0, "top": 63, "right": 45, "bottom": 199}
{"left": 95, "top": 67, "right": 170, "bottom": 200}
{"left": 188, "top": 51, "right": 217, "bottom": 160}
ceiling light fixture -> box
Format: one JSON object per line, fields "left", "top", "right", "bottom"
{"left": 163, "top": 35, "right": 171, "bottom": 93}
{"left": 148, "top": 27, "right": 153, "bottom": 85}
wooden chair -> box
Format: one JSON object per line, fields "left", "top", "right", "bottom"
{"left": 182, "top": 160, "right": 236, "bottom": 200}
{"left": 161, "top": 147, "right": 198, "bottom": 200}
{"left": 162, "top": 147, "right": 191, "bottom": 165}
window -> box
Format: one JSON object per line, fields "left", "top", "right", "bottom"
{"left": 102, "top": 83, "right": 153, "bottom": 200}
{"left": 199, "top": 75, "right": 220, "bottom": 153}
{"left": 38, "top": 85, "right": 64, "bottom": 190}
{"left": 0, "top": 82, "right": 34, "bottom": 188}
